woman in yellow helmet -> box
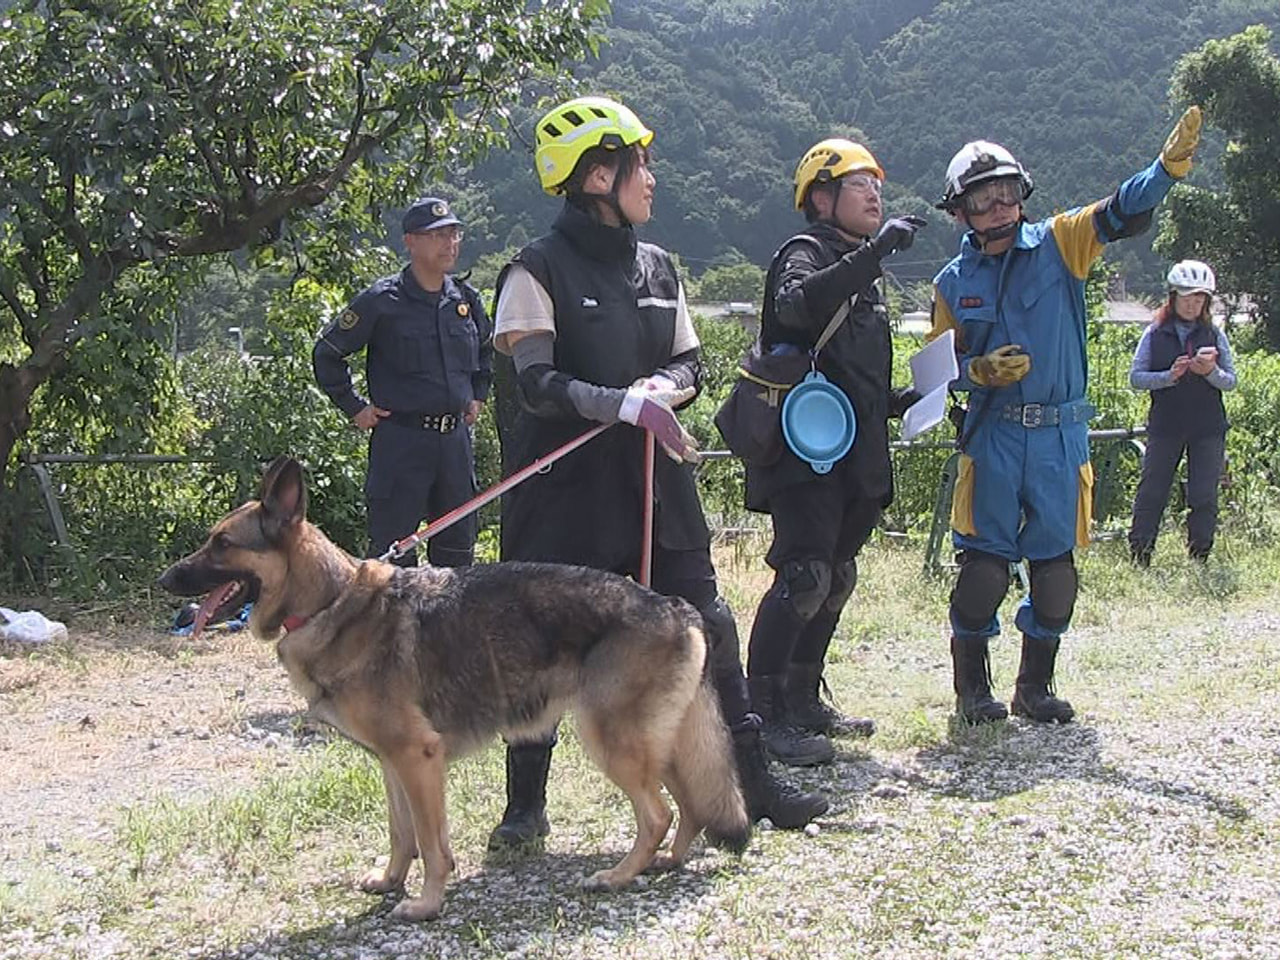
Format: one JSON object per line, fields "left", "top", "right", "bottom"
{"left": 487, "top": 96, "right": 828, "bottom": 847}
{"left": 742, "top": 137, "right": 925, "bottom": 766}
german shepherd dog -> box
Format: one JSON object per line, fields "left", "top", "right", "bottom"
{"left": 158, "top": 457, "right": 748, "bottom": 921}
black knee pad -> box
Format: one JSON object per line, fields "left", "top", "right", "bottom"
{"left": 1030, "top": 552, "right": 1077, "bottom": 631}
{"left": 951, "top": 550, "right": 1010, "bottom": 631}
{"left": 823, "top": 559, "right": 857, "bottom": 613}
{"left": 780, "top": 559, "right": 832, "bottom": 621}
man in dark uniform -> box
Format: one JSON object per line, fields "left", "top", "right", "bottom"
{"left": 313, "top": 197, "right": 492, "bottom": 567}
{"left": 744, "top": 139, "right": 924, "bottom": 766}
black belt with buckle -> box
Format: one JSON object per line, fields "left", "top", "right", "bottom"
{"left": 384, "top": 410, "right": 460, "bottom": 433}
{"left": 998, "top": 401, "right": 1093, "bottom": 428}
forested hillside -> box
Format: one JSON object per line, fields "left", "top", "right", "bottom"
{"left": 455, "top": 0, "right": 1280, "bottom": 291}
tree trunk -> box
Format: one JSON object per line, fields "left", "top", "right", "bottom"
{"left": 0, "top": 361, "right": 38, "bottom": 492}
{"left": 1264, "top": 293, "right": 1280, "bottom": 354}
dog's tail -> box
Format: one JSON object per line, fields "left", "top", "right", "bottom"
{"left": 670, "top": 660, "right": 751, "bottom": 852}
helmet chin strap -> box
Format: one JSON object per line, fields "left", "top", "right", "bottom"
{"left": 971, "top": 218, "right": 1020, "bottom": 251}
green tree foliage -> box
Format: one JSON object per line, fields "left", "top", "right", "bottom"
{"left": 0, "top": 0, "right": 605, "bottom": 489}
{"left": 1158, "top": 25, "right": 1280, "bottom": 348}
{"left": 697, "top": 261, "right": 765, "bottom": 302}
{"left": 456, "top": 0, "right": 1280, "bottom": 295}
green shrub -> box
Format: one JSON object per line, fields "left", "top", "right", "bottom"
{"left": 10, "top": 291, "right": 1280, "bottom": 596}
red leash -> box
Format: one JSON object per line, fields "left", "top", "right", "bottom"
{"left": 639, "top": 432, "right": 655, "bottom": 587}
{"left": 379, "top": 423, "right": 614, "bottom": 563}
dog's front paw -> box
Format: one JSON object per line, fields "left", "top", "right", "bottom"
{"left": 582, "top": 868, "right": 631, "bottom": 892}
{"left": 646, "top": 853, "right": 682, "bottom": 873}
{"left": 358, "top": 867, "right": 405, "bottom": 895}
{"left": 389, "top": 894, "right": 442, "bottom": 922}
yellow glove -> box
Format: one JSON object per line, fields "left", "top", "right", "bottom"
{"left": 969, "top": 344, "right": 1031, "bottom": 387}
{"left": 1160, "top": 106, "right": 1202, "bottom": 178}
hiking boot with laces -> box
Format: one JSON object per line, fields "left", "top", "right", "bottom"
{"left": 785, "top": 661, "right": 876, "bottom": 738}
{"left": 732, "top": 726, "right": 828, "bottom": 829}
{"left": 748, "top": 674, "right": 835, "bottom": 766}
{"left": 1009, "top": 635, "right": 1074, "bottom": 723}
{"left": 950, "top": 634, "right": 1008, "bottom": 724}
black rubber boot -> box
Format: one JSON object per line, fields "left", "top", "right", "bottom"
{"left": 784, "top": 661, "right": 876, "bottom": 738}
{"left": 950, "top": 634, "right": 1009, "bottom": 724}
{"left": 748, "top": 675, "right": 834, "bottom": 766}
{"left": 487, "top": 743, "right": 552, "bottom": 850}
{"left": 732, "top": 724, "right": 828, "bottom": 829}
{"left": 1010, "top": 635, "right": 1075, "bottom": 723}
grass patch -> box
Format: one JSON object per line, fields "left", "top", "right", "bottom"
{"left": 5, "top": 510, "right": 1280, "bottom": 956}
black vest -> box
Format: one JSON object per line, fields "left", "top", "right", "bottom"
{"left": 1144, "top": 320, "right": 1227, "bottom": 439}
{"left": 497, "top": 202, "right": 710, "bottom": 570}
{"left": 746, "top": 224, "right": 894, "bottom": 511}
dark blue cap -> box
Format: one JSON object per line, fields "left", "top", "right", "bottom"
{"left": 402, "top": 197, "right": 462, "bottom": 234}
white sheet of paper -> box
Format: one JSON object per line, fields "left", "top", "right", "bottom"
{"left": 901, "top": 329, "right": 959, "bottom": 441}
{"left": 909, "top": 328, "right": 959, "bottom": 394}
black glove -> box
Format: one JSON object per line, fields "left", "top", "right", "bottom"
{"left": 888, "top": 386, "right": 923, "bottom": 419}
{"left": 870, "top": 215, "right": 927, "bottom": 260}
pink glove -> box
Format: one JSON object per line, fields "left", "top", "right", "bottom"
{"left": 618, "top": 388, "right": 700, "bottom": 463}
{"left": 632, "top": 374, "right": 696, "bottom": 409}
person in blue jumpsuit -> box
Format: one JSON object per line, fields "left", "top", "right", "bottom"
{"left": 928, "top": 107, "right": 1203, "bottom": 724}
{"left": 313, "top": 197, "right": 492, "bottom": 567}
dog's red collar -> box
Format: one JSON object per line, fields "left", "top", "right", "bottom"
{"left": 282, "top": 615, "right": 309, "bottom": 632}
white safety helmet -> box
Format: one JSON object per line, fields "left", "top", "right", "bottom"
{"left": 937, "top": 140, "right": 1034, "bottom": 211}
{"left": 1167, "top": 259, "right": 1216, "bottom": 295}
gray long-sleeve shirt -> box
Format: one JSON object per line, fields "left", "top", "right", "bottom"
{"left": 1129, "top": 319, "right": 1237, "bottom": 393}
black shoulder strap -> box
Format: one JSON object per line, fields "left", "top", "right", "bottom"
{"left": 760, "top": 233, "right": 825, "bottom": 343}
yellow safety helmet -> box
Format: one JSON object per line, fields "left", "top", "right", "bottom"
{"left": 793, "top": 138, "right": 885, "bottom": 210}
{"left": 534, "top": 96, "right": 655, "bottom": 196}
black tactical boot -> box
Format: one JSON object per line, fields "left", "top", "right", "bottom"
{"left": 732, "top": 724, "right": 828, "bottom": 829}
{"left": 748, "top": 674, "right": 834, "bottom": 766}
{"left": 1130, "top": 542, "right": 1153, "bottom": 568}
{"left": 487, "top": 743, "right": 552, "bottom": 850}
{"left": 1010, "top": 635, "right": 1075, "bottom": 723}
{"left": 950, "top": 634, "right": 1009, "bottom": 724}
{"left": 785, "top": 660, "right": 876, "bottom": 738}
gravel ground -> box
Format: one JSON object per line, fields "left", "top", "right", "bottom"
{"left": 2, "top": 604, "right": 1279, "bottom": 959}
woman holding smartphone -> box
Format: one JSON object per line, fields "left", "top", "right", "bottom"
{"left": 1127, "top": 259, "right": 1237, "bottom": 565}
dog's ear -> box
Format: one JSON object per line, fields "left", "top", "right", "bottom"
{"left": 260, "top": 456, "right": 307, "bottom": 534}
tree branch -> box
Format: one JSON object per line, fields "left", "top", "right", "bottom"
{"left": 0, "top": 268, "right": 36, "bottom": 346}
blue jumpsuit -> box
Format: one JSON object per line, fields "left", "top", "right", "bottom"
{"left": 313, "top": 267, "right": 492, "bottom": 566}
{"left": 930, "top": 158, "right": 1177, "bottom": 643}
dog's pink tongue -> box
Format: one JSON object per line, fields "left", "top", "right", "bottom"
{"left": 191, "top": 581, "right": 238, "bottom": 639}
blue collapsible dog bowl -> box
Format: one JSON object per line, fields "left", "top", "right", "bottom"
{"left": 782, "top": 371, "right": 856, "bottom": 474}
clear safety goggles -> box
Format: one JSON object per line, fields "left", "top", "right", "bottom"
{"left": 840, "top": 172, "right": 883, "bottom": 195}
{"left": 959, "top": 177, "right": 1024, "bottom": 216}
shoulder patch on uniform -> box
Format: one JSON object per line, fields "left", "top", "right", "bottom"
{"left": 338, "top": 309, "right": 360, "bottom": 330}
{"left": 959, "top": 297, "right": 984, "bottom": 308}
{"left": 457, "top": 302, "right": 469, "bottom": 317}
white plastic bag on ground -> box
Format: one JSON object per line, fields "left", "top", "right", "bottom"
{"left": 0, "top": 607, "right": 69, "bottom": 645}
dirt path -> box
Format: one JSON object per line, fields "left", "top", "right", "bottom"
{"left": 3, "top": 588, "right": 1279, "bottom": 959}
{"left": 0, "top": 625, "right": 308, "bottom": 855}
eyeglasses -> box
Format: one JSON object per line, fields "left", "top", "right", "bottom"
{"left": 413, "top": 225, "right": 464, "bottom": 242}
{"left": 959, "top": 178, "right": 1024, "bottom": 216}
{"left": 841, "top": 173, "right": 883, "bottom": 195}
